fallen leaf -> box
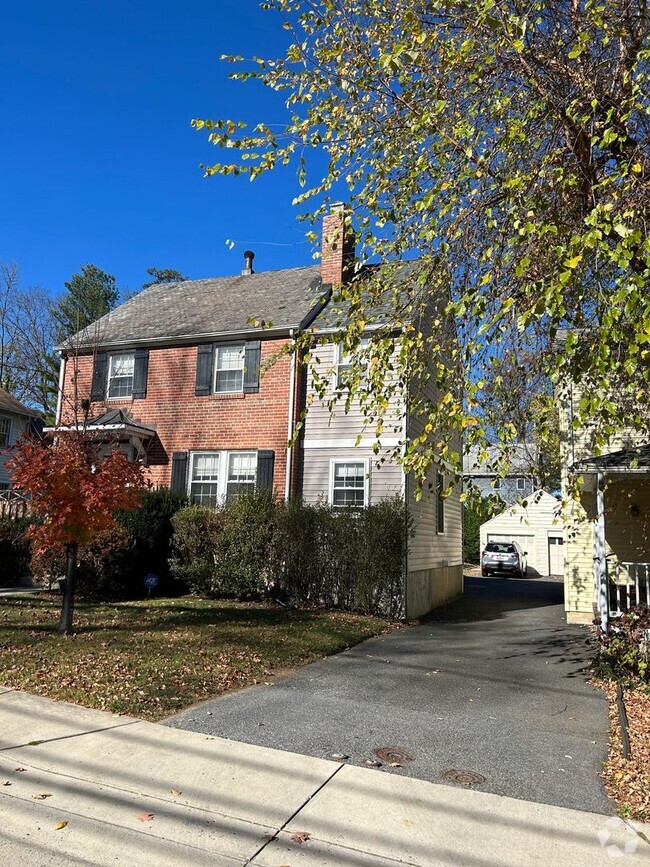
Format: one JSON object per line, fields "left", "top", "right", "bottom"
{"left": 14, "top": 768, "right": 27, "bottom": 772}
{"left": 54, "top": 821, "right": 68, "bottom": 831}
{"left": 2, "top": 781, "right": 11, "bottom": 786}
{"left": 32, "top": 793, "right": 52, "bottom": 800}
{"left": 388, "top": 762, "right": 403, "bottom": 768}
{"left": 137, "top": 813, "right": 154, "bottom": 822}
{"left": 330, "top": 753, "right": 349, "bottom": 761}
{"left": 290, "top": 830, "right": 311, "bottom": 844}
{"left": 362, "top": 759, "right": 382, "bottom": 768}
{"left": 261, "top": 833, "right": 275, "bottom": 842}
{"left": 170, "top": 789, "right": 182, "bottom": 797}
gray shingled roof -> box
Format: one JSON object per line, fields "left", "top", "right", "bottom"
{"left": 575, "top": 444, "right": 650, "bottom": 473}
{"left": 63, "top": 265, "right": 325, "bottom": 350}
{"left": 0, "top": 388, "right": 41, "bottom": 418}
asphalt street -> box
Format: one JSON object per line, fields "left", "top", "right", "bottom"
{"left": 165, "top": 577, "right": 613, "bottom": 815}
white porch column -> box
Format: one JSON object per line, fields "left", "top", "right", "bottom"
{"left": 594, "top": 471, "right": 608, "bottom": 630}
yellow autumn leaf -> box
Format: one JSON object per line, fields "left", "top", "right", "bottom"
{"left": 565, "top": 254, "right": 582, "bottom": 269}
{"left": 480, "top": 272, "right": 491, "bottom": 285}
{"left": 54, "top": 821, "right": 68, "bottom": 831}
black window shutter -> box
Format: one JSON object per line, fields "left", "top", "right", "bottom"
{"left": 256, "top": 449, "right": 275, "bottom": 494}
{"left": 90, "top": 352, "right": 108, "bottom": 402}
{"left": 195, "top": 345, "right": 214, "bottom": 396}
{"left": 132, "top": 349, "right": 149, "bottom": 399}
{"left": 170, "top": 451, "right": 189, "bottom": 494}
{"left": 243, "top": 340, "right": 261, "bottom": 394}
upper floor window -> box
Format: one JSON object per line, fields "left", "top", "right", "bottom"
{"left": 0, "top": 416, "right": 10, "bottom": 448}
{"left": 517, "top": 477, "right": 526, "bottom": 490}
{"left": 336, "top": 337, "right": 370, "bottom": 388}
{"left": 214, "top": 344, "right": 245, "bottom": 393}
{"left": 330, "top": 459, "right": 368, "bottom": 508}
{"left": 493, "top": 477, "right": 501, "bottom": 490}
{"left": 108, "top": 352, "right": 135, "bottom": 399}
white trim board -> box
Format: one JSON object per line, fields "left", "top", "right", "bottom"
{"left": 302, "top": 437, "right": 401, "bottom": 449}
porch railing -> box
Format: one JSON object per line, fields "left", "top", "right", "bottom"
{"left": 607, "top": 561, "right": 650, "bottom": 616}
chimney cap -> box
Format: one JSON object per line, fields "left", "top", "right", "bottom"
{"left": 241, "top": 250, "right": 255, "bottom": 276}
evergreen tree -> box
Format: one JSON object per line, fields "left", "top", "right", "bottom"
{"left": 56, "top": 264, "right": 119, "bottom": 341}
{"left": 142, "top": 267, "right": 187, "bottom": 290}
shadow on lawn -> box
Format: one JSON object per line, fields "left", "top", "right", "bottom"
{"left": 0, "top": 596, "right": 374, "bottom": 635}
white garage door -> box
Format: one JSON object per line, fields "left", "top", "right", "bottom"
{"left": 487, "top": 533, "right": 537, "bottom": 568}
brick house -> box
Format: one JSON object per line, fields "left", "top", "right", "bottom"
{"left": 53, "top": 207, "right": 463, "bottom": 616}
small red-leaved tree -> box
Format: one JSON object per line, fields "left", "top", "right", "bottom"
{"left": 9, "top": 433, "right": 145, "bottom": 634}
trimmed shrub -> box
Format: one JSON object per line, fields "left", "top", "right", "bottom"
{"left": 75, "top": 525, "right": 136, "bottom": 600}
{"left": 169, "top": 505, "right": 225, "bottom": 594}
{"left": 31, "top": 525, "right": 136, "bottom": 600}
{"left": 169, "top": 494, "right": 409, "bottom": 617}
{"left": 0, "top": 517, "right": 32, "bottom": 586}
{"left": 116, "top": 488, "right": 188, "bottom": 593}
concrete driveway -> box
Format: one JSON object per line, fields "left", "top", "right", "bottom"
{"left": 165, "top": 577, "right": 613, "bottom": 815}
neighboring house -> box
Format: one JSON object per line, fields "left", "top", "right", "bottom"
{"left": 52, "top": 206, "right": 463, "bottom": 617}
{"left": 463, "top": 443, "right": 537, "bottom": 505}
{"left": 0, "top": 388, "right": 42, "bottom": 489}
{"left": 479, "top": 490, "right": 564, "bottom": 577}
{"left": 557, "top": 334, "right": 650, "bottom": 625}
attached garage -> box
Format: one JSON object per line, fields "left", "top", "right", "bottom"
{"left": 479, "top": 490, "right": 564, "bottom": 577}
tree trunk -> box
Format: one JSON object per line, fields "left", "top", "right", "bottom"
{"left": 57, "top": 543, "right": 78, "bottom": 635}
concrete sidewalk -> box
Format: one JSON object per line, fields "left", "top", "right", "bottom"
{"left": 0, "top": 689, "right": 647, "bottom": 866}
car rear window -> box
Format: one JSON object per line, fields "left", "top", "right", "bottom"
{"left": 486, "top": 543, "right": 516, "bottom": 554}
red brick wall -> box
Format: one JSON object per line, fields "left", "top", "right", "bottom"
{"left": 61, "top": 340, "right": 293, "bottom": 498}
{"left": 321, "top": 205, "right": 354, "bottom": 285}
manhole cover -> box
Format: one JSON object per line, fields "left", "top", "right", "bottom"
{"left": 374, "top": 747, "right": 415, "bottom": 765}
{"left": 442, "top": 769, "right": 486, "bottom": 786}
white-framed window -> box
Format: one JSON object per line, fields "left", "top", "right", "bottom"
{"left": 214, "top": 344, "right": 245, "bottom": 393}
{"left": 0, "top": 416, "right": 11, "bottom": 448}
{"left": 189, "top": 450, "right": 257, "bottom": 506}
{"left": 226, "top": 451, "right": 256, "bottom": 502}
{"left": 329, "top": 459, "right": 369, "bottom": 508}
{"left": 108, "top": 352, "right": 135, "bottom": 399}
{"left": 517, "top": 477, "right": 526, "bottom": 490}
{"left": 436, "top": 471, "right": 445, "bottom": 534}
{"left": 335, "top": 337, "right": 370, "bottom": 388}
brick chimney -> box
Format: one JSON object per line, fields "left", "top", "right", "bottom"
{"left": 321, "top": 203, "right": 355, "bottom": 285}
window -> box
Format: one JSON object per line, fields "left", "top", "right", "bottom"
{"left": 190, "top": 453, "right": 222, "bottom": 506}
{"left": 214, "top": 344, "right": 245, "bottom": 393}
{"left": 436, "top": 471, "right": 445, "bottom": 534}
{"left": 336, "top": 338, "right": 370, "bottom": 388}
{"left": 0, "top": 416, "right": 10, "bottom": 448}
{"left": 108, "top": 352, "right": 135, "bottom": 399}
{"left": 330, "top": 460, "right": 367, "bottom": 508}
{"left": 517, "top": 477, "right": 526, "bottom": 490}
{"left": 226, "top": 452, "right": 256, "bottom": 502}
{"left": 189, "top": 451, "right": 257, "bottom": 506}
{"left": 493, "top": 477, "right": 501, "bottom": 490}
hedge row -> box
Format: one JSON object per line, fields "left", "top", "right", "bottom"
{"left": 170, "top": 493, "right": 410, "bottom": 618}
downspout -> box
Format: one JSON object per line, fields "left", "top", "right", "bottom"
{"left": 285, "top": 329, "right": 297, "bottom": 500}
{"left": 55, "top": 352, "right": 67, "bottom": 425}
{"left": 595, "top": 471, "right": 608, "bottom": 631}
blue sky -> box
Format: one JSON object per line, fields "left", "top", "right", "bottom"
{"left": 0, "top": 1, "right": 321, "bottom": 298}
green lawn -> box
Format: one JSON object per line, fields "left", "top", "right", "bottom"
{"left": 0, "top": 595, "right": 390, "bottom": 720}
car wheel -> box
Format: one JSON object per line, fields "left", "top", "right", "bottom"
{"left": 481, "top": 569, "right": 490, "bottom": 577}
